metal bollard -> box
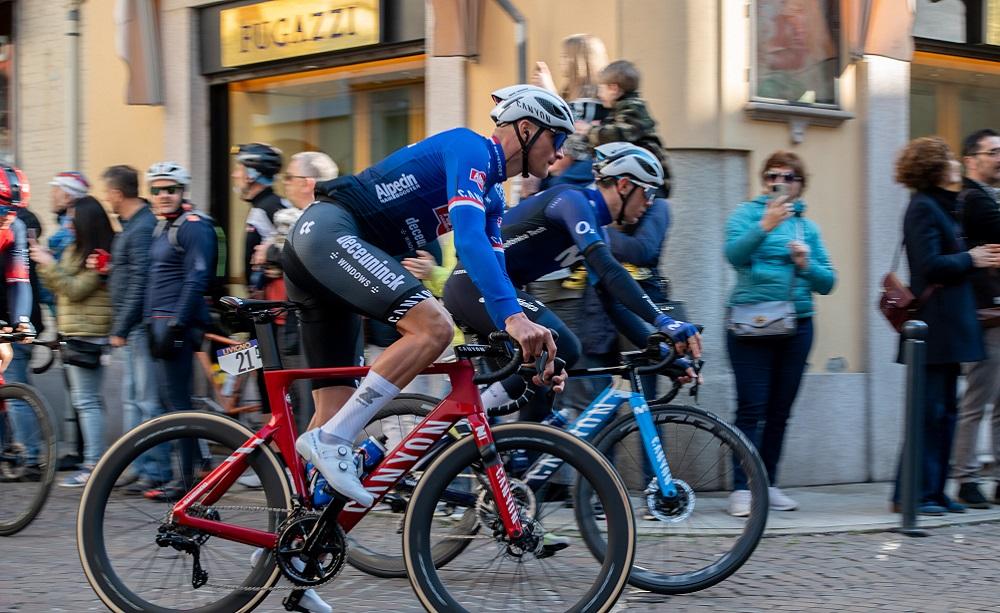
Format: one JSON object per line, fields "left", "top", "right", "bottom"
{"left": 895, "top": 320, "right": 929, "bottom": 537}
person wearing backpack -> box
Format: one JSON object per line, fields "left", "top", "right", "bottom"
{"left": 142, "top": 161, "right": 218, "bottom": 501}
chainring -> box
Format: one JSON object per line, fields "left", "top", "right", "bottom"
{"left": 274, "top": 512, "right": 348, "bottom": 587}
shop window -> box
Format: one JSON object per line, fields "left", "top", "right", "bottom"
{"left": 227, "top": 56, "right": 424, "bottom": 281}
{"left": 910, "top": 52, "right": 1000, "bottom": 151}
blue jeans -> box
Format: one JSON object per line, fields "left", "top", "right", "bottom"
{"left": 727, "top": 318, "right": 814, "bottom": 491}
{"left": 122, "top": 327, "right": 170, "bottom": 481}
{"left": 155, "top": 330, "right": 204, "bottom": 482}
{"left": 66, "top": 362, "right": 106, "bottom": 467}
{"left": 6, "top": 343, "right": 39, "bottom": 462}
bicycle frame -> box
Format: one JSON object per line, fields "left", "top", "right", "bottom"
{"left": 523, "top": 374, "right": 678, "bottom": 498}
{"left": 169, "top": 338, "right": 525, "bottom": 550}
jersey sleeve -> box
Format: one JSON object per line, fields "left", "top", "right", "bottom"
{"left": 446, "top": 144, "right": 521, "bottom": 327}
{"left": 174, "top": 216, "right": 218, "bottom": 326}
{"left": 544, "top": 190, "right": 607, "bottom": 255}
{"left": 5, "top": 218, "right": 32, "bottom": 324}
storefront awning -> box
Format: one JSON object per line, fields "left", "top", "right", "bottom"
{"left": 115, "top": 0, "right": 163, "bottom": 105}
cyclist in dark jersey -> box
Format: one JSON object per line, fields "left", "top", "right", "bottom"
{"left": 284, "top": 85, "right": 576, "bottom": 506}
{"left": 444, "top": 143, "right": 701, "bottom": 407}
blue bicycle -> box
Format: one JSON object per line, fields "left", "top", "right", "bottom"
{"left": 346, "top": 334, "right": 769, "bottom": 594}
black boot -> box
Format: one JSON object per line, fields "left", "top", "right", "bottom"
{"left": 957, "top": 482, "right": 990, "bottom": 509}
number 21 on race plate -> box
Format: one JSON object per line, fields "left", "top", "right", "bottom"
{"left": 217, "top": 340, "right": 263, "bottom": 375}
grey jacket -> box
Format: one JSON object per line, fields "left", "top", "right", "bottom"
{"left": 109, "top": 204, "right": 156, "bottom": 338}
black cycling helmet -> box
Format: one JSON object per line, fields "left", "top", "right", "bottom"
{"left": 231, "top": 143, "right": 283, "bottom": 178}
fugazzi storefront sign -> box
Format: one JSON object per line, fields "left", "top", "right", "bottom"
{"left": 220, "top": 0, "right": 380, "bottom": 67}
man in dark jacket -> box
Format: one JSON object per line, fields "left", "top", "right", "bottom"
{"left": 102, "top": 165, "right": 164, "bottom": 491}
{"left": 954, "top": 128, "right": 1000, "bottom": 508}
{"left": 231, "top": 143, "right": 288, "bottom": 286}
{"left": 143, "top": 161, "right": 217, "bottom": 501}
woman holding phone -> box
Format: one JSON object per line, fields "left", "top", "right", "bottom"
{"left": 30, "top": 196, "right": 115, "bottom": 487}
{"left": 723, "top": 151, "right": 836, "bottom": 517}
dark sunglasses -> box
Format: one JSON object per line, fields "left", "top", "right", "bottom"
{"left": 150, "top": 185, "right": 183, "bottom": 196}
{"left": 765, "top": 171, "right": 801, "bottom": 183}
{"left": 630, "top": 182, "right": 656, "bottom": 202}
{"left": 550, "top": 130, "right": 569, "bottom": 151}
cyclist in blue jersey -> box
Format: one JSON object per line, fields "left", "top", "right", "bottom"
{"left": 443, "top": 143, "right": 701, "bottom": 408}
{"left": 284, "top": 85, "right": 576, "bottom": 506}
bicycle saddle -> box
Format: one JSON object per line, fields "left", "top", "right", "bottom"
{"left": 218, "top": 296, "right": 296, "bottom": 313}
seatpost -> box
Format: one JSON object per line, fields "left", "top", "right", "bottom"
{"left": 253, "top": 319, "right": 283, "bottom": 370}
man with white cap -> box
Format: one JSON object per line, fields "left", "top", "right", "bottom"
{"left": 47, "top": 171, "right": 89, "bottom": 264}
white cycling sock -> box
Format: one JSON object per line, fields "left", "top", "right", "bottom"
{"left": 479, "top": 381, "right": 514, "bottom": 410}
{"left": 319, "top": 371, "right": 400, "bottom": 442}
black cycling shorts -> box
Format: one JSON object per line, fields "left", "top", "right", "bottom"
{"left": 283, "top": 202, "right": 433, "bottom": 389}
{"left": 442, "top": 267, "right": 581, "bottom": 369}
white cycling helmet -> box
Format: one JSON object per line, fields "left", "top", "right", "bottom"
{"left": 593, "top": 142, "right": 665, "bottom": 188}
{"left": 490, "top": 84, "right": 575, "bottom": 134}
{"left": 146, "top": 161, "right": 191, "bottom": 186}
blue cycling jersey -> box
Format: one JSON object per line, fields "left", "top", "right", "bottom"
{"left": 319, "top": 127, "right": 520, "bottom": 326}
{"left": 502, "top": 185, "right": 612, "bottom": 286}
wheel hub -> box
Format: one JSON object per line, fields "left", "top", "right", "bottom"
{"left": 645, "top": 478, "right": 695, "bottom": 523}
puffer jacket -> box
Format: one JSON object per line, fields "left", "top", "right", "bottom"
{"left": 38, "top": 245, "right": 112, "bottom": 337}
{"left": 724, "top": 195, "right": 836, "bottom": 317}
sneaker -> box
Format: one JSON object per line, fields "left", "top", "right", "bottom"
{"left": 728, "top": 490, "right": 751, "bottom": 517}
{"left": 144, "top": 480, "right": 190, "bottom": 502}
{"left": 769, "top": 487, "right": 798, "bottom": 511}
{"left": 237, "top": 471, "right": 262, "bottom": 489}
{"left": 917, "top": 502, "right": 947, "bottom": 516}
{"left": 114, "top": 469, "right": 140, "bottom": 488}
{"left": 124, "top": 478, "right": 167, "bottom": 497}
{"left": 956, "top": 483, "right": 990, "bottom": 509}
{"left": 295, "top": 430, "right": 373, "bottom": 507}
{"left": 938, "top": 495, "right": 966, "bottom": 514}
{"left": 537, "top": 532, "right": 570, "bottom": 559}
{"left": 60, "top": 467, "right": 93, "bottom": 488}
{"left": 250, "top": 549, "right": 331, "bottom": 613}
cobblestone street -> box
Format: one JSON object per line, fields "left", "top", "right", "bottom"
{"left": 1, "top": 487, "right": 999, "bottom": 612}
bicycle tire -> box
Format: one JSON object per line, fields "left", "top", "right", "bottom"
{"left": 0, "top": 382, "right": 57, "bottom": 536}
{"left": 347, "top": 393, "right": 479, "bottom": 578}
{"left": 78, "top": 411, "right": 293, "bottom": 613}
{"left": 580, "top": 403, "right": 768, "bottom": 594}
{"left": 404, "top": 423, "right": 636, "bottom": 613}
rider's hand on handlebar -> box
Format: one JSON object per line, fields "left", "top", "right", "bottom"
{"left": 656, "top": 317, "right": 702, "bottom": 360}
{"left": 504, "top": 312, "right": 557, "bottom": 386}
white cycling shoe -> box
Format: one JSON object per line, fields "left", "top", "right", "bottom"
{"left": 250, "top": 548, "right": 332, "bottom": 613}
{"left": 295, "top": 430, "right": 374, "bottom": 507}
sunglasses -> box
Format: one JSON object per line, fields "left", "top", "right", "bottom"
{"left": 550, "top": 130, "right": 569, "bottom": 151}
{"left": 765, "top": 171, "right": 801, "bottom": 183}
{"left": 150, "top": 185, "right": 183, "bottom": 196}
{"left": 973, "top": 148, "right": 1000, "bottom": 158}
{"left": 628, "top": 181, "right": 656, "bottom": 203}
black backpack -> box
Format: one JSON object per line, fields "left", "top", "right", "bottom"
{"left": 153, "top": 205, "right": 229, "bottom": 310}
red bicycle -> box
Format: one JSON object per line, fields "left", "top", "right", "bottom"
{"left": 77, "top": 297, "right": 636, "bottom": 613}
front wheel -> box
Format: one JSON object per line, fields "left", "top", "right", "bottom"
{"left": 581, "top": 404, "right": 769, "bottom": 594}
{"left": 404, "top": 423, "right": 636, "bottom": 613}
{"left": 77, "top": 411, "right": 293, "bottom": 613}
{"left": 0, "top": 382, "right": 57, "bottom": 536}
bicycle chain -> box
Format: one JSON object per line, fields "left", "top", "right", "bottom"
{"left": 186, "top": 504, "right": 347, "bottom": 593}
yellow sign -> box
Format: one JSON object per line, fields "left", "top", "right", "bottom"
{"left": 220, "top": 0, "right": 380, "bottom": 68}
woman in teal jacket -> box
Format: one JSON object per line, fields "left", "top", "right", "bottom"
{"left": 724, "top": 151, "right": 836, "bottom": 518}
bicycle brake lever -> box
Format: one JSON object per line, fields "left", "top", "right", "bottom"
{"left": 688, "top": 359, "right": 704, "bottom": 403}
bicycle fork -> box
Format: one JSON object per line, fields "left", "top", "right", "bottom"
{"left": 467, "top": 411, "right": 524, "bottom": 539}
{"left": 629, "top": 390, "right": 679, "bottom": 498}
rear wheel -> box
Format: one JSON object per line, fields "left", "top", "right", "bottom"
{"left": 405, "top": 423, "right": 636, "bottom": 612}
{"left": 77, "top": 412, "right": 292, "bottom": 613}
{"left": 0, "top": 382, "right": 57, "bottom": 536}
{"left": 346, "top": 394, "right": 478, "bottom": 578}
{"left": 579, "top": 404, "right": 768, "bottom": 594}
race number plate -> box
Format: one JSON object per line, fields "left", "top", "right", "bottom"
{"left": 217, "top": 340, "right": 263, "bottom": 376}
